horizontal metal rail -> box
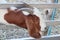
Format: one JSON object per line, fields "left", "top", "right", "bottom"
{"left": 46, "top": 20, "right": 60, "bottom": 26}
{"left": 0, "top": 3, "right": 60, "bottom": 9}
{"left": 8, "top": 34, "right": 60, "bottom": 40}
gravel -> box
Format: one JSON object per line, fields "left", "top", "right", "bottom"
{"left": 0, "top": 24, "right": 30, "bottom": 39}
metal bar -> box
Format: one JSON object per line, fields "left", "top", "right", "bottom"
{"left": 46, "top": 20, "right": 60, "bottom": 26}
{"left": 28, "top": 4, "right": 60, "bottom": 8}
{"left": 9, "top": 34, "right": 60, "bottom": 40}
{"left": 0, "top": 4, "right": 60, "bottom": 9}
{"left": 47, "top": 8, "right": 56, "bottom": 35}
{"left": 47, "top": 0, "right": 58, "bottom": 35}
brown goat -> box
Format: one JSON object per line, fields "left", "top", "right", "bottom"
{"left": 4, "top": 8, "right": 41, "bottom": 38}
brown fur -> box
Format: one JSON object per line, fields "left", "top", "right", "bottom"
{"left": 4, "top": 9, "right": 41, "bottom": 38}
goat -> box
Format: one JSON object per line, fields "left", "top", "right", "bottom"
{"left": 0, "top": 7, "right": 50, "bottom": 38}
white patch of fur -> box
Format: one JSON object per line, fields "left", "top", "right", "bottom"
{"left": 10, "top": 7, "right": 17, "bottom": 10}
{"left": 43, "top": 9, "right": 52, "bottom": 20}
{"left": 22, "top": 11, "right": 30, "bottom": 15}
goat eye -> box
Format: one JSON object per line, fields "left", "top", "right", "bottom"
{"left": 46, "top": 10, "right": 48, "bottom": 15}
{"left": 45, "top": 27, "right": 47, "bottom": 29}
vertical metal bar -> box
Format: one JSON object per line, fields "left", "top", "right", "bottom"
{"left": 47, "top": 0, "right": 58, "bottom": 35}
{"left": 51, "top": 8, "right": 56, "bottom": 20}
{"left": 54, "top": 0, "right": 58, "bottom": 3}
